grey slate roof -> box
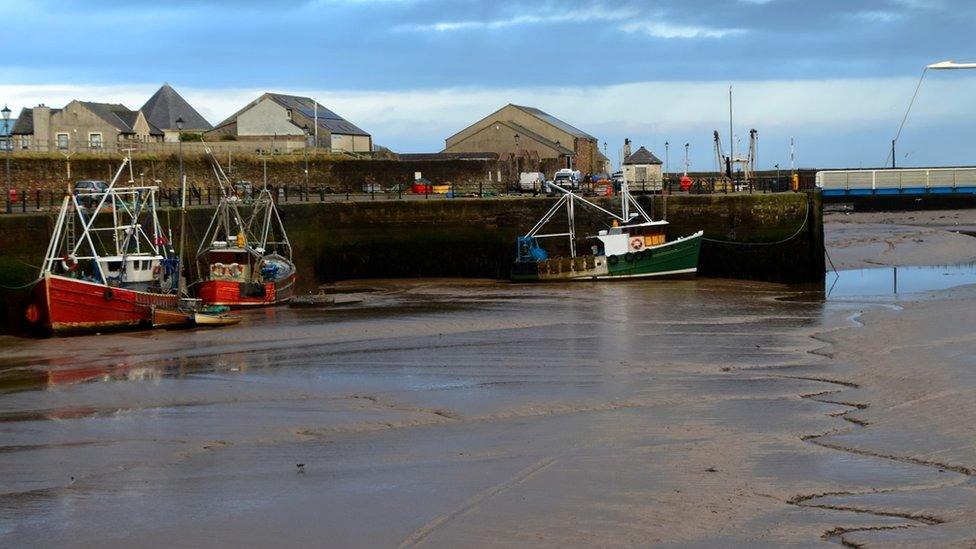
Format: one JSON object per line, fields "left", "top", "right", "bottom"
{"left": 141, "top": 84, "right": 212, "bottom": 132}
{"left": 511, "top": 104, "right": 597, "bottom": 141}
{"left": 624, "top": 146, "right": 663, "bottom": 165}
{"left": 213, "top": 92, "right": 370, "bottom": 137}
{"left": 12, "top": 108, "right": 37, "bottom": 134}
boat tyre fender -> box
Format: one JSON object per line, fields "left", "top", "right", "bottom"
{"left": 624, "top": 252, "right": 635, "bottom": 263}
{"left": 640, "top": 249, "right": 651, "bottom": 260}
{"left": 608, "top": 255, "right": 619, "bottom": 266}
{"left": 103, "top": 288, "right": 114, "bottom": 301}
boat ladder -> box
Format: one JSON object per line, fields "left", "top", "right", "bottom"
{"left": 65, "top": 214, "right": 76, "bottom": 254}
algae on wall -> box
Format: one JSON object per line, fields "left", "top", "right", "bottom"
{"left": 0, "top": 192, "right": 824, "bottom": 334}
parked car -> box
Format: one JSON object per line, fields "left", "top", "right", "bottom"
{"left": 518, "top": 171, "right": 547, "bottom": 193}
{"left": 73, "top": 180, "right": 108, "bottom": 207}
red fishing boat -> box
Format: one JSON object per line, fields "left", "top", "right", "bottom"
{"left": 194, "top": 150, "right": 296, "bottom": 308}
{"left": 26, "top": 158, "right": 188, "bottom": 335}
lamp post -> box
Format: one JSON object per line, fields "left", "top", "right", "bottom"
{"left": 514, "top": 133, "right": 520, "bottom": 188}
{"left": 2, "top": 105, "right": 10, "bottom": 199}
{"left": 175, "top": 116, "right": 184, "bottom": 205}
{"left": 774, "top": 164, "right": 780, "bottom": 193}
{"left": 888, "top": 60, "right": 976, "bottom": 168}
{"left": 303, "top": 124, "right": 310, "bottom": 191}
{"left": 683, "top": 143, "right": 690, "bottom": 176}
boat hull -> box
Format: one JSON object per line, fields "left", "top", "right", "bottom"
{"left": 30, "top": 273, "right": 180, "bottom": 336}
{"left": 511, "top": 232, "right": 703, "bottom": 282}
{"left": 196, "top": 273, "right": 296, "bottom": 308}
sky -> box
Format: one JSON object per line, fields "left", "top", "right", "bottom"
{"left": 2, "top": 0, "right": 975, "bottom": 170}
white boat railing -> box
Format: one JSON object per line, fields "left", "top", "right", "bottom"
{"left": 816, "top": 167, "right": 976, "bottom": 191}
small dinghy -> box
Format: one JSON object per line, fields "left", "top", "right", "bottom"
{"left": 194, "top": 312, "right": 242, "bottom": 326}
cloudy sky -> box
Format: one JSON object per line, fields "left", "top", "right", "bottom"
{"left": 3, "top": 0, "right": 975, "bottom": 169}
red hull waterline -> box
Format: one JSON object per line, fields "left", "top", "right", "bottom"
{"left": 31, "top": 273, "right": 180, "bottom": 336}
{"left": 196, "top": 274, "right": 296, "bottom": 308}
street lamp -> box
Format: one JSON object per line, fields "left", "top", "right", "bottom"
{"left": 175, "top": 116, "right": 184, "bottom": 204}
{"left": 514, "top": 133, "right": 520, "bottom": 183}
{"left": 303, "top": 124, "right": 310, "bottom": 189}
{"left": 664, "top": 141, "right": 669, "bottom": 178}
{"left": 2, "top": 104, "right": 11, "bottom": 195}
{"left": 683, "top": 143, "right": 690, "bottom": 176}
{"left": 888, "top": 59, "right": 976, "bottom": 168}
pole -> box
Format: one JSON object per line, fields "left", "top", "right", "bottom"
{"left": 4, "top": 116, "right": 10, "bottom": 196}
{"left": 684, "top": 143, "right": 689, "bottom": 176}
{"left": 178, "top": 128, "right": 184, "bottom": 201}
{"left": 891, "top": 139, "right": 896, "bottom": 169}
{"left": 728, "top": 85, "right": 734, "bottom": 176}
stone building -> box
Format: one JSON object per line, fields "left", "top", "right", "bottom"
{"left": 623, "top": 146, "right": 663, "bottom": 189}
{"left": 206, "top": 93, "right": 372, "bottom": 154}
{"left": 10, "top": 101, "right": 161, "bottom": 152}
{"left": 443, "top": 104, "right": 602, "bottom": 175}
{"left": 140, "top": 84, "right": 212, "bottom": 142}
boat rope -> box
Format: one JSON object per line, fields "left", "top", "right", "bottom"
{"left": 700, "top": 204, "right": 810, "bottom": 246}
{"left": 0, "top": 278, "right": 40, "bottom": 290}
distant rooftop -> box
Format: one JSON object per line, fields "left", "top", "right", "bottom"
{"left": 141, "top": 84, "right": 212, "bottom": 132}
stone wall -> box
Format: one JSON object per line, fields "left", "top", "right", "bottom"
{"left": 0, "top": 154, "right": 505, "bottom": 194}
{"left": 0, "top": 192, "right": 824, "bottom": 334}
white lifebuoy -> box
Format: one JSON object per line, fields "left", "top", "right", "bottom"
{"left": 629, "top": 237, "right": 644, "bottom": 251}
{"left": 61, "top": 254, "right": 78, "bottom": 271}
{"left": 228, "top": 263, "right": 241, "bottom": 277}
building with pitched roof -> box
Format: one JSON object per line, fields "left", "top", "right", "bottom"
{"left": 443, "top": 104, "right": 602, "bottom": 175}
{"left": 206, "top": 93, "right": 372, "bottom": 153}
{"left": 623, "top": 146, "right": 663, "bottom": 189}
{"left": 141, "top": 84, "right": 212, "bottom": 142}
{"left": 11, "top": 100, "right": 161, "bottom": 152}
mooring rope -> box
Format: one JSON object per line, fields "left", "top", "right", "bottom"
{"left": 700, "top": 203, "right": 810, "bottom": 247}
{"left": 0, "top": 278, "right": 40, "bottom": 291}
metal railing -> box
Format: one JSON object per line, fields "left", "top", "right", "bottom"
{"left": 816, "top": 167, "right": 976, "bottom": 193}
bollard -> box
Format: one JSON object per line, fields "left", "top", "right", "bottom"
{"left": 319, "top": 185, "right": 325, "bottom": 202}
{"left": 22, "top": 190, "right": 26, "bottom": 212}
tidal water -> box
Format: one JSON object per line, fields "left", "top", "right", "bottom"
{"left": 826, "top": 263, "right": 976, "bottom": 298}
{"left": 0, "top": 279, "right": 947, "bottom": 546}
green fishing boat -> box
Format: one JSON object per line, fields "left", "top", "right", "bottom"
{"left": 511, "top": 181, "right": 702, "bottom": 282}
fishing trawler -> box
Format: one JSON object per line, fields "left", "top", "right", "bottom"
{"left": 195, "top": 151, "right": 296, "bottom": 307}
{"left": 26, "top": 158, "right": 192, "bottom": 335}
{"left": 511, "top": 179, "right": 703, "bottom": 282}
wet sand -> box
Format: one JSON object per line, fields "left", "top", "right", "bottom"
{"left": 0, "top": 215, "right": 975, "bottom": 547}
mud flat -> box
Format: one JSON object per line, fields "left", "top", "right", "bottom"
{"left": 0, "top": 215, "right": 972, "bottom": 547}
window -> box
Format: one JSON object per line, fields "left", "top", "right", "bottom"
{"left": 286, "top": 109, "right": 293, "bottom": 120}
{"left": 89, "top": 133, "right": 102, "bottom": 149}
{"left": 19, "top": 135, "right": 29, "bottom": 150}
{"left": 56, "top": 133, "right": 69, "bottom": 150}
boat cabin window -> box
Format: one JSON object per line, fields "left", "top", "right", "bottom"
{"left": 108, "top": 261, "right": 121, "bottom": 271}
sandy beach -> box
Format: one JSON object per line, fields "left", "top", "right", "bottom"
{"left": 0, "top": 211, "right": 974, "bottom": 547}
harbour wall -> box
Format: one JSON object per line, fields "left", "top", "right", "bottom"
{"left": 0, "top": 192, "right": 824, "bottom": 334}
{"left": 0, "top": 154, "right": 506, "bottom": 194}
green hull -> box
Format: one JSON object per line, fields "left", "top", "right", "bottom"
{"left": 511, "top": 232, "right": 702, "bottom": 282}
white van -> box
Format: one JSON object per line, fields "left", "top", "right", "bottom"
{"left": 548, "top": 169, "right": 582, "bottom": 193}
{"left": 519, "top": 172, "right": 547, "bottom": 192}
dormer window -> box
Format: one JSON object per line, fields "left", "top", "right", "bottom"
{"left": 286, "top": 109, "right": 293, "bottom": 120}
